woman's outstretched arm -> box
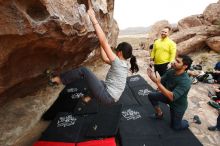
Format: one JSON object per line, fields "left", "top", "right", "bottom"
{"left": 87, "top": 0, "right": 116, "bottom": 63}
{"left": 100, "top": 47, "right": 111, "bottom": 64}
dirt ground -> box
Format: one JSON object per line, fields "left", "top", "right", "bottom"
{"left": 13, "top": 35, "right": 220, "bottom": 146}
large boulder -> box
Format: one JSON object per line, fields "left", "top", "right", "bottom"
{"left": 206, "top": 36, "right": 220, "bottom": 53}
{"left": 171, "top": 25, "right": 220, "bottom": 43}
{"left": 176, "top": 35, "right": 208, "bottom": 55}
{"left": 0, "top": 0, "right": 118, "bottom": 105}
{"left": 203, "top": 2, "right": 220, "bottom": 24}
{"left": 170, "top": 25, "right": 220, "bottom": 54}
{"left": 177, "top": 15, "right": 211, "bottom": 30}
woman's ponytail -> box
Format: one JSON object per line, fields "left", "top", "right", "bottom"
{"left": 130, "top": 55, "right": 139, "bottom": 73}
{"left": 116, "top": 42, "right": 139, "bottom": 73}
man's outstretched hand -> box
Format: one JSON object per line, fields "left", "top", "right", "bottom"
{"left": 147, "top": 67, "right": 161, "bottom": 84}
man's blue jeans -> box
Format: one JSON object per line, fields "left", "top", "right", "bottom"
{"left": 170, "top": 108, "right": 189, "bottom": 130}
{"left": 148, "top": 92, "right": 189, "bottom": 130}
{"left": 217, "top": 114, "right": 220, "bottom": 128}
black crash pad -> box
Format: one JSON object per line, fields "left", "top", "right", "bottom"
{"left": 86, "top": 104, "right": 122, "bottom": 138}
{"left": 42, "top": 79, "right": 90, "bottom": 120}
{"left": 116, "top": 85, "right": 139, "bottom": 106}
{"left": 162, "top": 134, "right": 203, "bottom": 146}
{"left": 129, "top": 84, "right": 154, "bottom": 106}
{"left": 119, "top": 105, "right": 157, "bottom": 137}
{"left": 40, "top": 105, "right": 122, "bottom": 143}
{"left": 120, "top": 136, "right": 162, "bottom": 146}
{"left": 73, "top": 98, "right": 99, "bottom": 115}
{"left": 127, "top": 74, "right": 148, "bottom": 87}
{"left": 40, "top": 74, "right": 202, "bottom": 146}
{"left": 40, "top": 112, "right": 98, "bottom": 143}
{"left": 119, "top": 105, "right": 202, "bottom": 146}
{"left": 40, "top": 112, "right": 85, "bottom": 142}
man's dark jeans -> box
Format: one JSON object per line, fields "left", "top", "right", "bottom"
{"left": 154, "top": 62, "right": 169, "bottom": 76}
{"left": 217, "top": 114, "right": 220, "bottom": 128}
{"left": 148, "top": 92, "right": 189, "bottom": 130}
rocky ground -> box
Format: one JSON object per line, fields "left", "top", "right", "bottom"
{"left": 2, "top": 36, "right": 220, "bottom": 146}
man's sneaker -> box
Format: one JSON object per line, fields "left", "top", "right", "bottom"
{"left": 193, "top": 115, "right": 201, "bottom": 124}
{"left": 211, "top": 95, "right": 218, "bottom": 100}
{"left": 192, "top": 77, "right": 198, "bottom": 84}
{"left": 208, "top": 101, "right": 220, "bottom": 109}
{"left": 150, "top": 113, "right": 163, "bottom": 120}
{"left": 208, "top": 126, "right": 220, "bottom": 131}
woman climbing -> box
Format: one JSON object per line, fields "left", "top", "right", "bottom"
{"left": 49, "top": 0, "right": 139, "bottom": 104}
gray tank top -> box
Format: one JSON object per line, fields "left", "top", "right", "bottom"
{"left": 105, "top": 57, "right": 128, "bottom": 102}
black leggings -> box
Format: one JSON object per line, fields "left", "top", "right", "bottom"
{"left": 60, "top": 67, "right": 114, "bottom": 104}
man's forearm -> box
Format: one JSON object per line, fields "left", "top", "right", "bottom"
{"left": 156, "top": 82, "right": 174, "bottom": 101}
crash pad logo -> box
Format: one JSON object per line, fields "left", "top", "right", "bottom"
{"left": 138, "top": 89, "right": 151, "bottom": 96}
{"left": 130, "top": 76, "right": 140, "bottom": 82}
{"left": 71, "top": 92, "right": 84, "bottom": 99}
{"left": 57, "top": 115, "right": 77, "bottom": 127}
{"left": 122, "top": 109, "right": 141, "bottom": 120}
{"left": 66, "top": 88, "right": 78, "bottom": 93}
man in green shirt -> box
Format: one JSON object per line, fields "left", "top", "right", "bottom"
{"left": 147, "top": 55, "right": 192, "bottom": 130}
{"left": 150, "top": 26, "right": 177, "bottom": 76}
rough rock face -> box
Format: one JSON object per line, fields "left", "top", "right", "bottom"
{"left": 203, "top": 2, "right": 220, "bottom": 24}
{"left": 177, "top": 15, "right": 211, "bottom": 30}
{"left": 170, "top": 25, "right": 220, "bottom": 54}
{"left": 206, "top": 36, "right": 220, "bottom": 53}
{"left": 175, "top": 35, "right": 208, "bottom": 55}
{"left": 173, "top": 1, "right": 220, "bottom": 54}
{"left": 0, "top": 0, "right": 118, "bottom": 105}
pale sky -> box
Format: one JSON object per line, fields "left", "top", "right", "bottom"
{"left": 114, "top": 0, "right": 218, "bottom": 30}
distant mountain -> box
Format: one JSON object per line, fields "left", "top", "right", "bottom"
{"left": 119, "top": 26, "right": 151, "bottom": 36}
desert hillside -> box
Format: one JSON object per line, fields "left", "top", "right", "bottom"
{"left": 119, "top": 27, "right": 151, "bottom": 35}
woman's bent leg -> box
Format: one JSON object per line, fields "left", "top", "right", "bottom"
{"left": 60, "top": 67, "right": 114, "bottom": 104}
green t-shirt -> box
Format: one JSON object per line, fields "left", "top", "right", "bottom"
{"left": 161, "top": 69, "right": 191, "bottom": 112}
